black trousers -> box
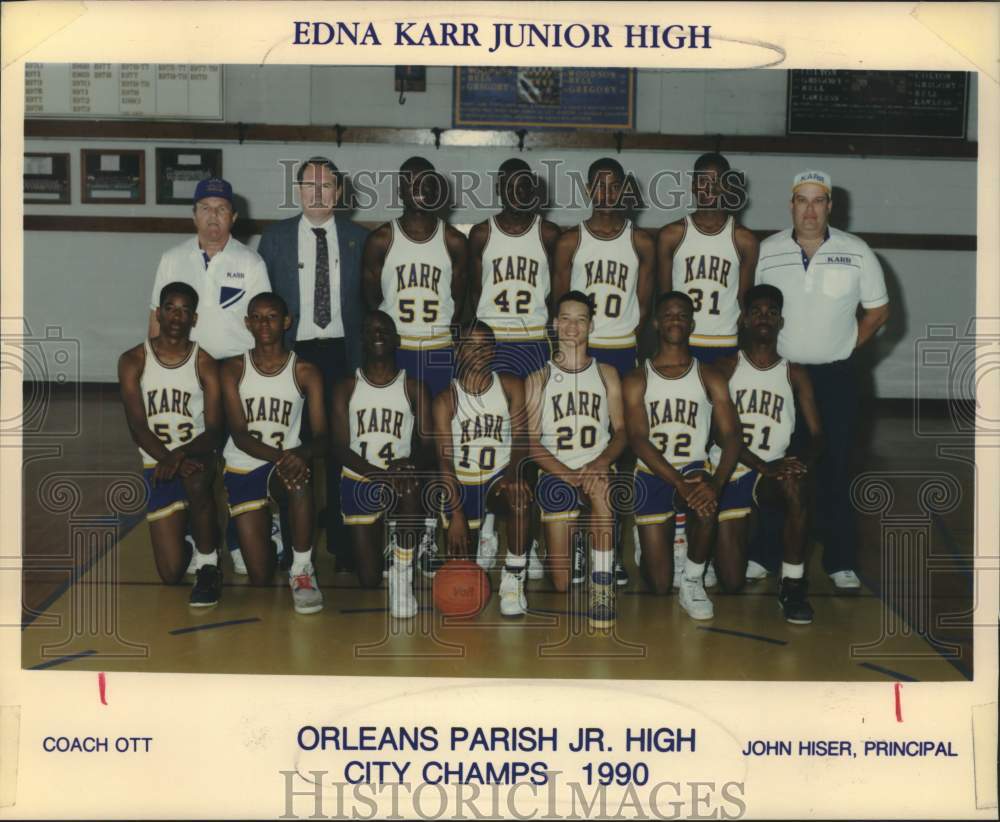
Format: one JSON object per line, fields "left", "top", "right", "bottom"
{"left": 748, "top": 355, "right": 860, "bottom": 575}
{"left": 294, "top": 337, "right": 352, "bottom": 557}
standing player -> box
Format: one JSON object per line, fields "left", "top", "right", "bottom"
{"left": 220, "top": 293, "right": 329, "bottom": 614}
{"left": 656, "top": 153, "right": 759, "bottom": 580}
{"left": 711, "top": 285, "right": 823, "bottom": 623}
{"left": 330, "top": 311, "right": 432, "bottom": 618}
{"left": 362, "top": 156, "right": 467, "bottom": 398}
{"left": 434, "top": 322, "right": 533, "bottom": 616}
{"left": 119, "top": 282, "right": 224, "bottom": 606}
{"left": 551, "top": 158, "right": 656, "bottom": 585}
{"left": 623, "top": 292, "right": 741, "bottom": 620}
{"left": 526, "top": 291, "right": 627, "bottom": 629}
{"left": 467, "top": 158, "right": 559, "bottom": 576}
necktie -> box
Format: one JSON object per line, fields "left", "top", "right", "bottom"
{"left": 312, "top": 227, "right": 331, "bottom": 329}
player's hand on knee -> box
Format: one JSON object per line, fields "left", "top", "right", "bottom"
{"left": 774, "top": 457, "right": 807, "bottom": 480}
{"left": 446, "top": 513, "right": 469, "bottom": 557}
{"left": 276, "top": 449, "right": 310, "bottom": 490}
{"left": 680, "top": 474, "right": 715, "bottom": 511}
{"left": 386, "top": 458, "right": 418, "bottom": 496}
{"left": 153, "top": 450, "right": 186, "bottom": 484}
{"left": 580, "top": 470, "right": 608, "bottom": 500}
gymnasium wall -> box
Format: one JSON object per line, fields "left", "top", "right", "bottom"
{"left": 22, "top": 67, "right": 979, "bottom": 398}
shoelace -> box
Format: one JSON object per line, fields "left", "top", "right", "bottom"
{"left": 684, "top": 578, "right": 708, "bottom": 601}
{"left": 592, "top": 584, "right": 614, "bottom": 610}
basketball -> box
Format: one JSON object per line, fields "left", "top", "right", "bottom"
{"left": 432, "top": 560, "right": 491, "bottom": 617}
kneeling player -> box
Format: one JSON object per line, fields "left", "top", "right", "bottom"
{"left": 119, "top": 281, "right": 224, "bottom": 605}
{"left": 712, "top": 285, "right": 823, "bottom": 623}
{"left": 623, "top": 292, "right": 741, "bottom": 620}
{"left": 434, "top": 322, "right": 533, "bottom": 616}
{"left": 331, "top": 311, "right": 432, "bottom": 618}
{"left": 526, "top": 291, "right": 627, "bottom": 629}
{"left": 220, "top": 293, "right": 328, "bottom": 614}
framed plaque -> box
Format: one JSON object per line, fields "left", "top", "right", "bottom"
{"left": 23, "top": 152, "right": 71, "bottom": 204}
{"left": 155, "top": 147, "right": 223, "bottom": 204}
{"left": 81, "top": 148, "right": 145, "bottom": 204}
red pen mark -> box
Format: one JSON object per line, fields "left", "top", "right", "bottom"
{"left": 894, "top": 682, "right": 903, "bottom": 722}
{"left": 98, "top": 672, "right": 108, "bottom": 706}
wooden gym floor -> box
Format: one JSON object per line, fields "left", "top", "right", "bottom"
{"left": 21, "top": 385, "right": 975, "bottom": 681}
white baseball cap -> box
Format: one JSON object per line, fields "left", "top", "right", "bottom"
{"left": 792, "top": 170, "right": 832, "bottom": 194}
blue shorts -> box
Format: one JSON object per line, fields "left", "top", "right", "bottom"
{"left": 142, "top": 468, "right": 188, "bottom": 522}
{"left": 588, "top": 346, "right": 638, "bottom": 378}
{"left": 223, "top": 463, "right": 275, "bottom": 517}
{"left": 718, "top": 469, "right": 761, "bottom": 521}
{"left": 690, "top": 345, "right": 738, "bottom": 364}
{"left": 395, "top": 345, "right": 454, "bottom": 397}
{"left": 493, "top": 339, "right": 551, "bottom": 378}
{"left": 440, "top": 470, "right": 504, "bottom": 530}
{"left": 633, "top": 461, "right": 706, "bottom": 526}
{"left": 340, "top": 474, "right": 399, "bottom": 526}
{"left": 536, "top": 472, "right": 585, "bottom": 523}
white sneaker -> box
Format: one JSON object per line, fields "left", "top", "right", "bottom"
{"left": 679, "top": 574, "right": 714, "bottom": 620}
{"left": 499, "top": 567, "right": 527, "bottom": 616}
{"left": 388, "top": 563, "right": 418, "bottom": 618}
{"left": 704, "top": 561, "right": 718, "bottom": 588}
{"left": 746, "top": 560, "right": 769, "bottom": 581}
{"left": 185, "top": 535, "right": 198, "bottom": 575}
{"left": 632, "top": 524, "right": 642, "bottom": 568}
{"left": 830, "top": 569, "right": 861, "bottom": 589}
{"left": 417, "top": 533, "right": 443, "bottom": 578}
{"left": 230, "top": 548, "right": 248, "bottom": 576}
{"left": 289, "top": 564, "right": 323, "bottom": 614}
{"left": 270, "top": 512, "right": 284, "bottom": 557}
{"left": 527, "top": 540, "right": 545, "bottom": 580}
{"left": 477, "top": 531, "right": 499, "bottom": 571}
{"left": 672, "top": 541, "right": 687, "bottom": 589}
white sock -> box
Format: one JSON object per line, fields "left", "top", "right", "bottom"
{"left": 782, "top": 562, "right": 804, "bottom": 580}
{"left": 291, "top": 547, "right": 312, "bottom": 574}
{"left": 505, "top": 553, "right": 527, "bottom": 571}
{"left": 482, "top": 512, "right": 496, "bottom": 536}
{"left": 684, "top": 558, "right": 705, "bottom": 581}
{"left": 675, "top": 512, "right": 687, "bottom": 534}
{"left": 393, "top": 540, "right": 414, "bottom": 567}
{"left": 194, "top": 549, "right": 218, "bottom": 570}
{"left": 591, "top": 549, "right": 613, "bottom": 575}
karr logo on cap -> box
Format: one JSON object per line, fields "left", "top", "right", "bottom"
{"left": 792, "top": 170, "right": 832, "bottom": 194}
{"left": 194, "top": 177, "right": 233, "bottom": 204}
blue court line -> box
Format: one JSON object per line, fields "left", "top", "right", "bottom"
{"left": 168, "top": 617, "right": 261, "bottom": 635}
{"left": 22, "top": 509, "right": 146, "bottom": 630}
{"left": 858, "top": 662, "right": 920, "bottom": 682}
{"left": 697, "top": 626, "right": 787, "bottom": 646}
{"left": 28, "top": 650, "right": 98, "bottom": 670}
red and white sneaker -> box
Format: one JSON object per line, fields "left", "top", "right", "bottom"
{"left": 289, "top": 565, "right": 323, "bottom": 614}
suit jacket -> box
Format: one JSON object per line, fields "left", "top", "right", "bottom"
{"left": 258, "top": 214, "right": 369, "bottom": 371}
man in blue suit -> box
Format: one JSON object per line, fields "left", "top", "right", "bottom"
{"left": 258, "top": 157, "right": 368, "bottom": 570}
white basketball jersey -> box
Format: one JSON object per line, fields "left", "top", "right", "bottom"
{"left": 476, "top": 216, "right": 550, "bottom": 341}
{"left": 223, "top": 352, "right": 304, "bottom": 472}
{"left": 344, "top": 369, "right": 414, "bottom": 480}
{"left": 674, "top": 215, "right": 742, "bottom": 347}
{"left": 709, "top": 351, "right": 795, "bottom": 479}
{"left": 138, "top": 340, "right": 205, "bottom": 468}
{"left": 379, "top": 219, "right": 455, "bottom": 350}
{"left": 540, "top": 359, "right": 611, "bottom": 470}
{"left": 570, "top": 220, "right": 640, "bottom": 349}
{"left": 637, "top": 359, "right": 713, "bottom": 472}
{"left": 451, "top": 373, "right": 512, "bottom": 483}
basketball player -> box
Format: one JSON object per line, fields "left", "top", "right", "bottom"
{"left": 330, "top": 311, "right": 432, "bottom": 619}
{"left": 623, "top": 291, "right": 741, "bottom": 620}
{"left": 467, "top": 158, "right": 558, "bottom": 577}
{"left": 551, "top": 157, "right": 656, "bottom": 586}
{"left": 656, "top": 153, "right": 759, "bottom": 581}
{"left": 434, "top": 322, "right": 533, "bottom": 616}
{"left": 362, "top": 156, "right": 468, "bottom": 398}
{"left": 119, "top": 282, "right": 224, "bottom": 606}
{"left": 526, "top": 291, "right": 627, "bottom": 629}
{"left": 220, "top": 292, "right": 328, "bottom": 614}
{"left": 711, "top": 285, "right": 823, "bottom": 623}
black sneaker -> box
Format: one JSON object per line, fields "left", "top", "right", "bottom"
{"left": 589, "top": 578, "right": 616, "bottom": 630}
{"left": 614, "top": 558, "right": 629, "bottom": 587}
{"left": 778, "top": 577, "right": 814, "bottom": 624}
{"left": 571, "top": 533, "right": 586, "bottom": 585}
{"left": 190, "top": 565, "right": 222, "bottom": 607}
{"left": 417, "top": 533, "right": 444, "bottom": 579}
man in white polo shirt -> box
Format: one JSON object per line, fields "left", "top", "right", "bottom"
{"left": 148, "top": 177, "right": 271, "bottom": 359}
{"left": 755, "top": 170, "right": 890, "bottom": 589}
{"left": 148, "top": 177, "right": 272, "bottom": 574}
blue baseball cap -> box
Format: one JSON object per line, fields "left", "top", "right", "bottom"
{"left": 193, "top": 177, "right": 233, "bottom": 204}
